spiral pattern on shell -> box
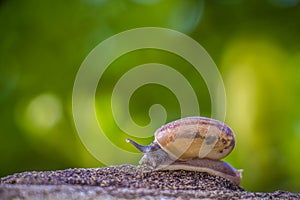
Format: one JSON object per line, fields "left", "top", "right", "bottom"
{"left": 154, "top": 117, "right": 235, "bottom": 160}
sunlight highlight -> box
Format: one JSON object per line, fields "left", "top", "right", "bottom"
{"left": 25, "top": 93, "right": 62, "bottom": 131}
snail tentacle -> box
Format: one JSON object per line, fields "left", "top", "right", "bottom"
{"left": 126, "top": 138, "right": 151, "bottom": 153}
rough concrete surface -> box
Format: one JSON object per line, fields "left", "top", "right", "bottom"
{"left": 0, "top": 165, "right": 299, "bottom": 199}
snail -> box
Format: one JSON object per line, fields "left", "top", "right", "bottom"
{"left": 126, "top": 116, "right": 243, "bottom": 185}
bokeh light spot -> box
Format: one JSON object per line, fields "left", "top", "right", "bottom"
{"left": 25, "top": 93, "right": 62, "bottom": 131}
{"left": 168, "top": 0, "right": 204, "bottom": 33}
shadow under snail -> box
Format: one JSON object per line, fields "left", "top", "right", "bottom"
{"left": 126, "top": 116, "right": 243, "bottom": 185}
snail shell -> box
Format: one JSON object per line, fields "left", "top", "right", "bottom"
{"left": 154, "top": 116, "right": 235, "bottom": 160}
{"left": 126, "top": 116, "right": 242, "bottom": 185}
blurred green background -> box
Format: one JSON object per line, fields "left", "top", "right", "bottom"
{"left": 1, "top": 0, "right": 300, "bottom": 192}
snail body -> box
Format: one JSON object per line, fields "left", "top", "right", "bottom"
{"left": 126, "top": 116, "right": 242, "bottom": 185}
{"left": 161, "top": 158, "right": 243, "bottom": 185}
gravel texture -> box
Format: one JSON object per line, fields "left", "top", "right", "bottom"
{"left": 0, "top": 165, "right": 299, "bottom": 199}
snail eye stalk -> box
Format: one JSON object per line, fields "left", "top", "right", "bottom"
{"left": 126, "top": 138, "right": 151, "bottom": 153}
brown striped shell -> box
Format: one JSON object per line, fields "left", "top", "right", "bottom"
{"left": 154, "top": 117, "right": 235, "bottom": 160}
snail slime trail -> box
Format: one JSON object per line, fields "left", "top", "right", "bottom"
{"left": 126, "top": 116, "right": 243, "bottom": 185}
